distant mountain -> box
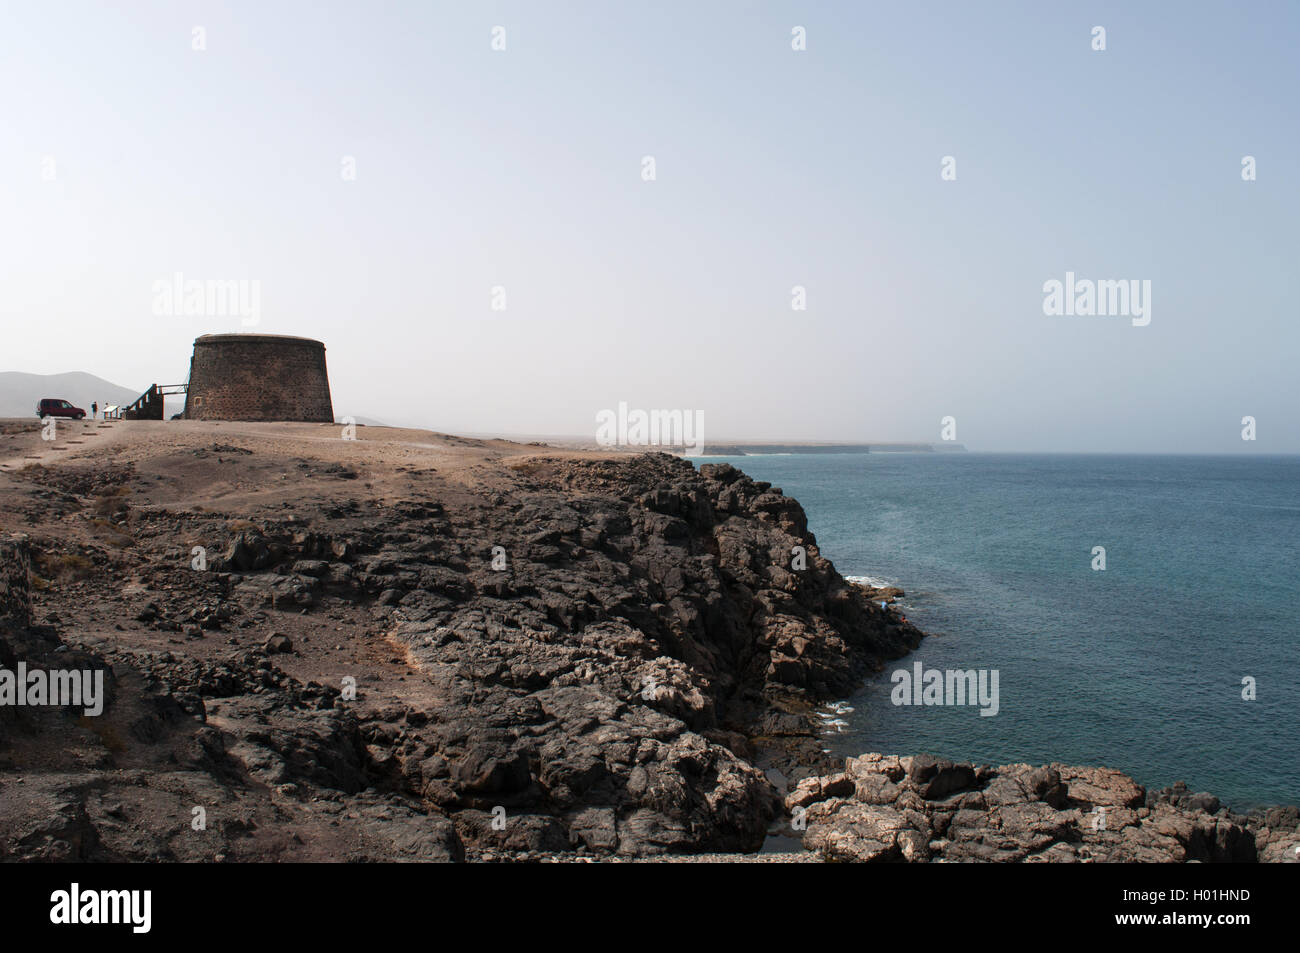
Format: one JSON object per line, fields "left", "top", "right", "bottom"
{"left": 0, "top": 371, "right": 143, "bottom": 418}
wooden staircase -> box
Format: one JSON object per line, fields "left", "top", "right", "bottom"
{"left": 109, "top": 383, "right": 188, "bottom": 420}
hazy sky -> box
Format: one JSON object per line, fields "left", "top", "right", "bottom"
{"left": 2, "top": 1, "right": 1297, "bottom": 452}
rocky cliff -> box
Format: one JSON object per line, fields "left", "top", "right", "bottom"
{"left": 0, "top": 452, "right": 924, "bottom": 859}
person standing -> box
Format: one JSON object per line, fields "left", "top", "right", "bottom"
{"left": 91, "top": 401, "right": 98, "bottom": 420}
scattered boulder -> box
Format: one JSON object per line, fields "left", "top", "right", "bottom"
{"left": 264, "top": 633, "right": 293, "bottom": 654}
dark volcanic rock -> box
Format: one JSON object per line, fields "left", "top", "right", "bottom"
{"left": 360, "top": 454, "right": 926, "bottom": 854}
{"left": 264, "top": 633, "right": 293, "bottom": 654}
{"left": 4, "top": 455, "right": 925, "bottom": 859}
{"left": 788, "top": 754, "right": 1278, "bottom": 863}
{"left": 0, "top": 536, "right": 32, "bottom": 634}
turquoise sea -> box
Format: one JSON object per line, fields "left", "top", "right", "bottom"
{"left": 699, "top": 453, "right": 1300, "bottom": 809}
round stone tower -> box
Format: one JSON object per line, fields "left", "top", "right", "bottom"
{"left": 183, "top": 334, "right": 334, "bottom": 422}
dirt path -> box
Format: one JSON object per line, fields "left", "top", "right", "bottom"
{"left": 0, "top": 418, "right": 125, "bottom": 470}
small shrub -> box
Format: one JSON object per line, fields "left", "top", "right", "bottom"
{"left": 34, "top": 551, "right": 95, "bottom": 583}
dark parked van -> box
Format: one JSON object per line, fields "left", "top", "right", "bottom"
{"left": 36, "top": 398, "right": 87, "bottom": 420}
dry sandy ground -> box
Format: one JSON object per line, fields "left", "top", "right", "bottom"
{"left": 0, "top": 417, "right": 622, "bottom": 490}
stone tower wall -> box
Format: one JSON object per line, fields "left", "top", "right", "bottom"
{"left": 183, "top": 334, "right": 334, "bottom": 422}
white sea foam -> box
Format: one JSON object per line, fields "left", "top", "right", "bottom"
{"left": 845, "top": 574, "right": 896, "bottom": 590}
{"left": 815, "top": 699, "right": 854, "bottom": 734}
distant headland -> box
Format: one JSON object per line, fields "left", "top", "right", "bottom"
{"left": 699, "top": 442, "right": 968, "bottom": 456}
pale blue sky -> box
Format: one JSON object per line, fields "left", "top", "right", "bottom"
{"left": 2, "top": 1, "right": 1296, "bottom": 451}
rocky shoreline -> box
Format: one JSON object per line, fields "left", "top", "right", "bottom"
{"left": 0, "top": 431, "right": 1295, "bottom": 862}
{"left": 787, "top": 754, "right": 1298, "bottom": 863}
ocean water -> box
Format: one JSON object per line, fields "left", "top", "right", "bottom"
{"left": 697, "top": 453, "right": 1300, "bottom": 809}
